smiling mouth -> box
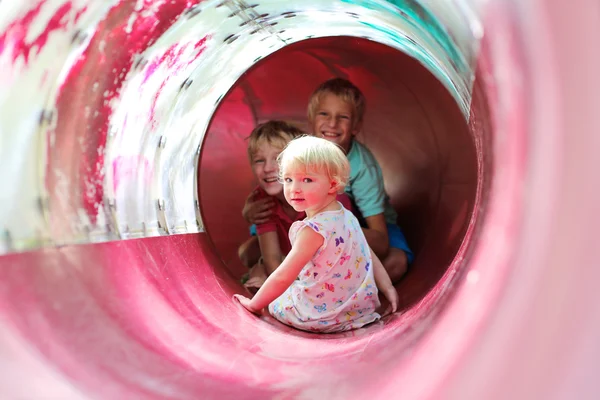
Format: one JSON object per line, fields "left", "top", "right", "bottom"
{"left": 263, "top": 177, "right": 278, "bottom": 184}
{"left": 321, "top": 132, "right": 340, "bottom": 138}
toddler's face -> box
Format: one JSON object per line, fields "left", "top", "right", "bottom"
{"left": 311, "top": 92, "right": 357, "bottom": 153}
{"left": 251, "top": 141, "right": 284, "bottom": 197}
{"left": 282, "top": 163, "right": 336, "bottom": 218}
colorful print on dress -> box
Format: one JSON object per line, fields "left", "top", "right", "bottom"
{"left": 345, "top": 269, "right": 353, "bottom": 280}
{"left": 314, "top": 303, "right": 327, "bottom": 313}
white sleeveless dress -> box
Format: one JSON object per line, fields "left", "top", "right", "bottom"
{"left": 268, "top": 203, "right": 381, "bottom": 333}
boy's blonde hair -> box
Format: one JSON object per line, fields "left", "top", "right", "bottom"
{"left": 278, "top": 136, "right": 350, "bottom": 191}
{"left": 247, "top": 120, "right": 304, "bottom": 161}
{"left": 307, "top": 78, "right": 366, "bottom": 129}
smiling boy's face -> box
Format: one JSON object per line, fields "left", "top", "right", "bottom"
{"left": 251, "top": 139, "right": 284, "bottom": 197}
{"left": 311, "top": 92, "right": 358, "bottom": 153}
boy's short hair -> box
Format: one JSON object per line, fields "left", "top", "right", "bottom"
{"left": 247, "top": 120, "right": 304, "bottom": 161}
{"left": 307, "top": 78, "right": 366, "bottom": 129}
{"left": 278, "top": 136, "right": 350, "bottom": 192}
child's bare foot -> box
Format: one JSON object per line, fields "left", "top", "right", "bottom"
{"left": 243, "top": 260, "right": 267, "bottom": 293}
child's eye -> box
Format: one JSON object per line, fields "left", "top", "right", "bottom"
{"left": 303, "top": 178, "right": 313, "bottom": 183}
{"left": 318, "top": 111, "right": 328, "bottom": 116}
{"left": 284, "top": 177, "right": 292, "bottom": 183}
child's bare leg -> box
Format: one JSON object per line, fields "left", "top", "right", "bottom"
{"left": 244, "top": 259, "right": 268, "bottom": 293}
{"left": 383, "top": 248, "right": 408, "bottom": 284}
{"left": 238, "top": 236, "right": 261, "bottom": 268}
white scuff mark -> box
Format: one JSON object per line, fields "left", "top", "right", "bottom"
{"left": 134, "top": 0, "right": 145, "bottom": 13}
{"left": 467, "top": 270, "right": 480, "bottom": 284}
{"left": 125, "top": 12, "right": 137, "bottom": 34}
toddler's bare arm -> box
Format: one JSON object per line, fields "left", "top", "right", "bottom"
{"left": 235, "top": 227, "right": 322, "bottom": 313}
{"left": 371, "top": 248, "right": 399, "bottom": 315}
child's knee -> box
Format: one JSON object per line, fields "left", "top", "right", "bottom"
{"left": 238, "top": 244, "right": 250, "bottom": 267}
{"left": 238, "top": 237, "right": 260, "bottom": 267}
{"left": 384, "top": 248, "right": 408, "bottom": 283}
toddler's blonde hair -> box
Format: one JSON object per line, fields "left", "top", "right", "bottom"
{"left": 278, "top": 136, "right": 350, "bottom": 192}
{"left": 307, "top": 78, "right": 366, "bottom": 130}
{"left": 247, "top": 120, "right": 304, "bottom": 161}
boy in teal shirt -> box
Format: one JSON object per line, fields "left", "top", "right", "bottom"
{"left": 307, "top": 78, "right": 414, "bottom": 282}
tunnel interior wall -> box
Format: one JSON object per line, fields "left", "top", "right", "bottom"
{"left": 199, "top": 37, "right": 478, "bottom": 308}
{"left": 0, "top": 0, "right": 478, "bottom": 255}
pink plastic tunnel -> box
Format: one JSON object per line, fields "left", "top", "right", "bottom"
{"left": 1, "top": 0, "right": 599, "bottom": 399}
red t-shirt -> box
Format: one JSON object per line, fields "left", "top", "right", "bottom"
{"left": 252, "top": 186, "right": 354, "bottom": 255}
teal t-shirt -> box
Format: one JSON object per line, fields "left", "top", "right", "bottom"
{"left": 346, "top": 140, "right": 398, "bottom": 225}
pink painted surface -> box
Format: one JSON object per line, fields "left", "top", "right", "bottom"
{"left": 112, "top": 156, "right": 153, "bottom": 192}
{"left": 1, "top": 0, "right": 600, "bottom": 399}
{"left": 0, "top": 1, "right": 86, "bottom": 64}
{"left": 45, "top": 0, "right": 202, "bottom": 234}
{"left": 0, "top": 234, "right": 460, "bottom": 398}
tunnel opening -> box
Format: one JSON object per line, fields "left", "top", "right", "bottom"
{"left": 199, "top": 36, "right": 481, "bottom": 328}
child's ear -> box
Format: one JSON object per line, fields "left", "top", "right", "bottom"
{"left": 329, "top": 180, "right": 340, "bottom": 194}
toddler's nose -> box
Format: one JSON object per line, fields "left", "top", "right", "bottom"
{"left": 289, "top": 181, "right": 301, "bottom": 193}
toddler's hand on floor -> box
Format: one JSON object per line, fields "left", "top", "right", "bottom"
{"left": 233, "top": 294, "right": 261, "bottom": 315}
{"left": 381, "top": 286, "right": 399, "bottom": 317}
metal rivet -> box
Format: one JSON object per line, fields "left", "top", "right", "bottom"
{"left": 223, "top": 34, "right": 239, "bottom": 44}
{"left": 38, "top": 110, "right": 53, "bottom": 126}
{"left": 71, "top": 29, "right": 87, "bottom": 45}
{"left": 185, "top": 6, "right": 202, "bottom": 18}
{"left": 179, "top": 78, "right": 193, "bottom": 91}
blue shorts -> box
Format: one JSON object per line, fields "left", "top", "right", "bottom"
{"left": 387, "top": 223, "right": 414, "bottom": 264}
{"left": 249, "top": 224, "right": 257, "bottom": 236}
